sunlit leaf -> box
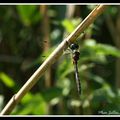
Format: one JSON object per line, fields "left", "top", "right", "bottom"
{"left": 0, "top": 72, "right": 15, "bottom": 88}
{"left": 62, "top": 19, "right": 75, "bottom": 33}
{"left": 21, "top": 92, "right": 33, "bottom": 104}
{"left": 83, "top": 99, "right": 90, "bottom": 108}
{"left": 50, "top": 97, "right": 60, "bottom": 105}
{"left": 69, "top": 99, "right": 81, "bottom": 107}
{"left": 84, "top": 39, "right": 97, "bottom": 47}
{"left": 62, "top": 18, "right": 81, "bottom": 33}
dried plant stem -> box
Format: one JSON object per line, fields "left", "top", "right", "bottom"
{"left": 0, "top": 5, "right": 107, "bottom": 115}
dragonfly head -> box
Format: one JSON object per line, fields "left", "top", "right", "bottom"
{"left": 70, "top": 43, "right": 79, "bottom": 51}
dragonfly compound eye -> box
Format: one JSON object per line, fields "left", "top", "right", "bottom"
{"left": 70, "top": 43, "right": 79, "bottom": 50}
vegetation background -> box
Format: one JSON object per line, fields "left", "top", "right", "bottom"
{"left": 0, "top": 5, "right": 120, "bottom": 115}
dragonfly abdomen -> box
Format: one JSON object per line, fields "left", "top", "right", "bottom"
{"left": 74, "top": 61, "right": 81, "bottom": 95}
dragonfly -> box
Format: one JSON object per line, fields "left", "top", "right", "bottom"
{"left": 69, "top": 43, "right": 81, "bottom": 95}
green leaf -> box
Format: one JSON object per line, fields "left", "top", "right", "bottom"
{"left": 41, "top": 87, "right": 62, "bottom": 102}
{"left": 84, "top": 39, "right": 97, "bottom": 47}
{"left": 13, "top": 93, "right": 48, "bottom": 115}
{"left": 62, "top": 18, "right": 81, "bottom": 33}
{"left": 84, "top": 39, "right": 120, "bottom": 57}
{"left": 103, "top": 84, "right": 115, "bottom": 98}
{"left": 87, "top": 73, "right": 106, "bottom": 85}
{"left": 21, "top": 92, "right": 33, "bottom": 104}
{"left": 81, "top": 39, "right": 120, "bottom": 64}
{"left": 0, "top": 72, "right": 15, "bottom": 88}
{"left": 16, "top": 5, "right": 41, "bottom": 26}
{"left": 57, "top": 78, "right": 71, "bottom": 96}
{"left": 95, "top": 44, "right": 120, "bottom": 57}
{"left": 56, "top": 58, "right": 73, "bottom": 80}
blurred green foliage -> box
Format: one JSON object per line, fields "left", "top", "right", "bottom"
{"left": 0, "top": 5, "right": 120, "bottom": 115}
{"left": 16, "top": 5, "right": 41, "bottom": 26}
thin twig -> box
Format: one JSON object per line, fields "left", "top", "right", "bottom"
{"left": 0, "top": 5, "right": 107, "bottom": 115}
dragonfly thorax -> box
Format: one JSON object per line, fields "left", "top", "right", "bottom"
{"left": 73, "top": 51, "right": 80, "bottom": 63}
